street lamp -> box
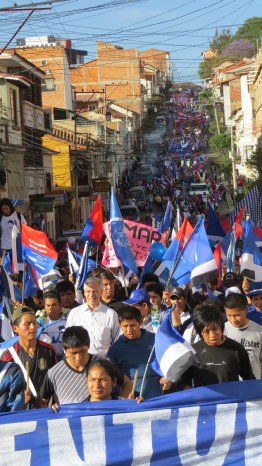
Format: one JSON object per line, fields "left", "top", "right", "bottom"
{"left": 45, "top": 71, "right": 56, "bottom": 91}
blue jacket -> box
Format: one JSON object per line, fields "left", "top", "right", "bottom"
{"left": 0, "top": 360, "right": 26, "bottom": 412}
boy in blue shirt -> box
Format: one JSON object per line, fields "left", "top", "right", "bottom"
{"left": 107, "top": 305, "right": 161, "bottom": 399}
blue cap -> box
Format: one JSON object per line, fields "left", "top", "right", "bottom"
{"left": 248, "top": 289, "right": 262, "bottom": 297}
{"left": 124, "top": 289, "right": 150, "bottom": 305}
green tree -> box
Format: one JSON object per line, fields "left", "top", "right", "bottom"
{"left": 209, "top": 133, "right": 231, "bottom": 154}
{"left": 232, "top": 17, "right": 262, "bottom": 48}
{"left": 209, "top": 28, "right": 232, "bottom": 53}
{"left": 198, "top": 55, "right": 230, "bottom": 80}
{"left": 246, "top": 147, "right": 262, "bottom": 191}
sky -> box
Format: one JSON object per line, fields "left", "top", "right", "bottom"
{"left": 0, "top": 0, "right": 261, "bottom": 84}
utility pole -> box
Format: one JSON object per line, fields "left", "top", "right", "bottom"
{"left": 231, "top": 124, "right": 237, "bottom": 198}
{"left": 73, "top": 90, "right": 79, "bottom": 229}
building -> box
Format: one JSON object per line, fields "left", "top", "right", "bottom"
{"left": 0, "top": 49, "right": 51, "bottom": 222}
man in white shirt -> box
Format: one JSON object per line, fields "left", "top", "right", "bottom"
{"left": 224, "top": 293, "right": 262, "bottom": 379}
{"left": 66, "top": 277, "right": 120, "bottom": 356}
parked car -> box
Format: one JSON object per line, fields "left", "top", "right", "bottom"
{"left": 189, "top": 183, "right": 210, "bottom": 196}
{"left": 120, "top": 205, "right": 140, "bottom": 221}
{"left": 54, "top": 229, "right": 83, "bottom": 252}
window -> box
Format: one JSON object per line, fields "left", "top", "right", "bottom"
{"left": 46, "top": 172, "right": 52, "bottom": 190}
{"left": 88, "top": 104, "right": 96, "bottom": 111}
{"left": 10, "top": 89, "right": 18, "bottom": 126}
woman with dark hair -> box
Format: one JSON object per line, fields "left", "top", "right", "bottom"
{"left": 85, "top": 359, "right": 143, "bottom": 403}
{"left": 0, "top": 198, "right": 27, "bottom": 254}
{"left": 85, "top": 359, "right": 120, "bottom": 401}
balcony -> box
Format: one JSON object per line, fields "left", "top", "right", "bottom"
{"left": 23, "top": 101, "right": 45, "bottom": 131}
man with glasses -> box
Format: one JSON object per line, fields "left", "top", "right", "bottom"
{"left": 66, "top": 277, "right": 120, "bottom": 356}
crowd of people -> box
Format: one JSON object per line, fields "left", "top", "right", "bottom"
{"left": 1, "top": 87, "right": 261, "bottom": 417}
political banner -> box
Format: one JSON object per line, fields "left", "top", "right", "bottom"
{"left": 0, "top": 380, "right": 262, "bottom": 465}
{"left": 102, "top": 220, "right": 165, "bottom": 267}
{"left": 21, "top": 224, "right": 58, "bottom": 275}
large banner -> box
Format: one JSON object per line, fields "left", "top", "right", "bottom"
{"left": 1, "top": 380, "right": 262, "bottom": 465}
{"left": 102, "top": 220, "right": 165, "bottom": 267}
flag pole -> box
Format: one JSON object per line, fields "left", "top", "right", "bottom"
{"left": 0, "top": 250, "right": 6, "bottom": 267}
{"left": 165, "top": 220, "right": 200, "bottom": 291}
{"left": 75, "top": 241, "right": 88, "bottom": 292}
{"left": 120, "top": 263, "right": 128, "bottom": 297}
{"left": 21, "top": 260, "right": 26, "bottom": 305}
{"left": 139, "top": 343, "right": 155, "bottom": 398}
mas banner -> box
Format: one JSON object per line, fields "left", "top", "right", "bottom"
{"left": 102, "top": 220, "right": 165, "bottom": 267}
{"left": 0, "top": 380, "right": 262, "bottom": 465}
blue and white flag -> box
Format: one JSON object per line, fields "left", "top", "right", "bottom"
{"left": 241, "top": 228, "right": 262, "bottom": 282}
{"left": 0, "top": 268, "right": 22, "bottom": 302}
{"left": 230, "top": 184, "right": 262, "bottom": 228}
{"left": 34, "top": 214, "right": 45, "bottom": 231}
{"left": 110, "top": 188, "right": 138, "bottom": 274}
{"left": 173, "top": 219, "right": 218, "bottom": 287}
{"left": 0, "top": 302, "right": 13, "bottom": 341}
{"left": 151, "top": 311, "right": 196, "bottom": 382}
{"left": 37, "top": 268, "right": 63, "bottom": 291}
{"left": 206, "top": 205, "right": 225, "bottom": 243}
{"left": 24, "top": 263, "right": 39, "bottom": 299}
{"left": 221, "top": 229, "right": 231, "bottom": 263}
{"left": 227, "top": 224, "right": 236, "bottom": 273}
{"left": 163, "top": 238, "right": 180, "bottom": 272}
{"left": 75, "top": 250, "right": 96, "bottom": 290}
{"left": 67, "top": 244, "right": 80, "bottom": 275}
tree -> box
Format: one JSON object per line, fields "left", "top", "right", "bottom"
{"left": 221, "top": 39, "right": 255, "bottom": 59}
{"left": 209, "top": 28, "right": 232, "bottom": 53}
{"left": 232, "top": 17, "right": 262, "bottom": 48}
{"left": 198, "top": 55, "right": 228, "bottom": 80}
{"left": 209, "top": 133, "right": 231, "bottom": 155}
{"left": 246, "top": 148, "right": 262, "bottom": 191}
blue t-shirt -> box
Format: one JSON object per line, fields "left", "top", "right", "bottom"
{"left": 247, "top": 306, "right": 262, "bottom": 326}
{"left": 107, "top": 330, "right": 161, "bottom": 399}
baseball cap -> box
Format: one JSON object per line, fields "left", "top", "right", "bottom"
{"left": 223, "top": 272, "right": 240, "bottom": 287}
{"left": 124, "top": 289, "right": 150, "bottom": 305}
{"left": 12, "top": 305, "right": 35, "bottom": 324}
{"left": 248, "top": 288, "right": 262, "bottom": 298}
{"left": 170, "top": 287, "right": 186, "bottom": 299}
{"left": 225, "top": 286, "right": 242, "bottom": 298}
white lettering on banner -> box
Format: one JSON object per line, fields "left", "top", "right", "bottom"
{"left": 48, "top": 416, "right": 106, "bottom": 465}
{"left": 0, "top": 421, "right": 36, "bottom": 465}
{"left": 48, "top": 418, "right": 85, "bottom": 465}
{"left": 81, "top": 416, "right": 106, "bottom": 465}
{"left": 177, "top": 403, "right": 237, "bottom": 465}
{"left": 28, "top": 239, "right": 48, "bottom": 251}
{"left": 245, "top": 400, "right": 262, "bottom": 465}
{"left": 113, "top": 409, "right": 171, "bottom": 465}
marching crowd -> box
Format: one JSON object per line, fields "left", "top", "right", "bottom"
{"left": 1, "top": 87, "right": 262, "bottom": 416}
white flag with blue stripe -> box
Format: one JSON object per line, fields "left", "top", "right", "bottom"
{"left": 241, "top": 228, "right": 262, "bottom": 281}
{"left": 151, "top": 310, "right": 196, "bottom": 382}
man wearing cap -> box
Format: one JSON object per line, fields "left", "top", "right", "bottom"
{"left": 247, "top": 288, "right": 262, "bottom": 326}
{"left": 163, "top": 287, "right": 191, "bottom": 325}
{"left": 223, "top": 272, "right": 242, "bottom": 296}
{"left": 124, "top": 289, "right": 166, "bottom": 333}
{"left": 1, "top": 306, "right": 57, "bottom": 409}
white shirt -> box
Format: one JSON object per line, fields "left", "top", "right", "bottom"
{"left": 41, "top": 316, "right": 67, "bottom": 358}
{"left": 0, "top": 212, "right": 27, "bottom": 249}
{"left": 224, "top": 320, "right": 262, "bottom": 379}
{"left": 66, "top": 302, "right": 120, "bottom": 356}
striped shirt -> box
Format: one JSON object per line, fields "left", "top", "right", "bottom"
{"left": 40, "top": 354, "right": 99, "bottom": 405}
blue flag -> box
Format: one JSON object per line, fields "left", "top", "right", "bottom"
{"left": 139, "top": 254, "right": 153, "bottom": 287}
{"left": 206, "top": 205, "right": 225, "bottom": 243}
{"left": 24, "top": 263, "right": 39, "bottom": 299}
{"left": 240, "top": 228, "right": 262, "bottom": 282}
{"left": 75, "top": 249, "right": 96, "bottom": 290}
{"left": 173, "top": 219, "right": 218, "bottom": 287}
{"left": 163, "top": 238, "right": 180, "bottom": 272}
{"left": 227, "top": 224, "right": 236, "bottom": 273}
{"left": 151, "top": 311, "right": 196, "bottom": 382}
{"left": 110, "top": 188, "right": 138, "bottom": 274}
